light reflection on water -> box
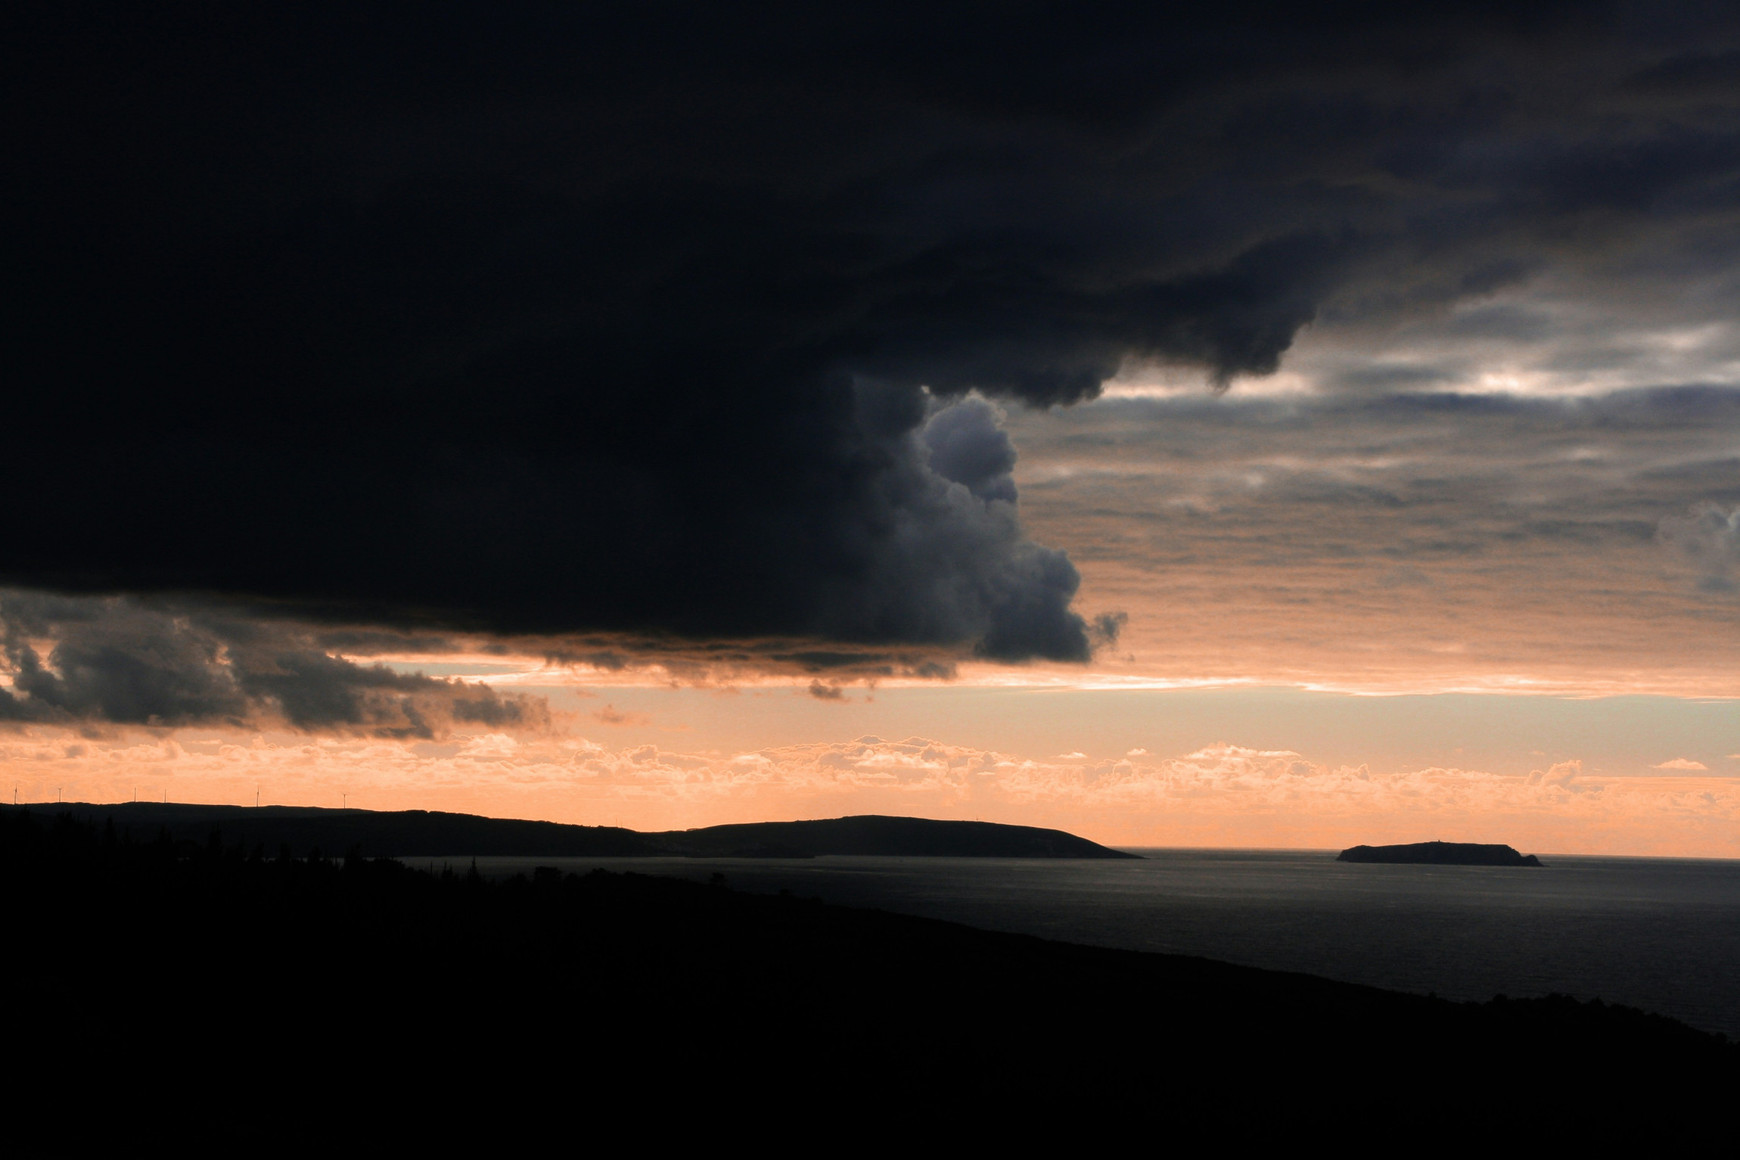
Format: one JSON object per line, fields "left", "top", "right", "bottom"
{"left": 426, "top": 848, "right": 1740, "bottom": 1039}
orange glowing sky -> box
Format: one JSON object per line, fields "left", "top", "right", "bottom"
{"left": 8, "top": 327, "right": 1740, "bottom": 855}
{"left": 10, "top": 381, "right": 1740, "bottom": 869}
{"left": 8, "top": 16, "right": 1740, "bottom": 857}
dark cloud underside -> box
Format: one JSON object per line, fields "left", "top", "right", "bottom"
{"left": 5, "top": 3, "right": 1739, "bottom": 661}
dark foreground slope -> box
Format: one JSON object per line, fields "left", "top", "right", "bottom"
{"left": 7, "top": 801, "right": 668, "bottom": 857}
{"left": 1340, "top": 840, "right": 1543, "bottom": 866}
{"left": 5, "top": 810, "right": 1730, "bottom": 1152}
{"left": 14, "top": 802, "right": 1135, "bottom": 858}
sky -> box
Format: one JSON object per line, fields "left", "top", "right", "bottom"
{"left": 4, "top": 3, "right": 1739, "bottom": 854}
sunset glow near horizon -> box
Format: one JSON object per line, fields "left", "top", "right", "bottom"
{"left": 9, "top": 564, "right": 1738, "bottom": 856}
{"left": 6, "top": 8, "right": 1740, "bottom": 857}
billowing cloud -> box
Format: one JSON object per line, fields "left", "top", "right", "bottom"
{"left": 5, "top": 6, "right": 1739, "bottom": 664}
{"left": 809, "top": 393, "right": 1090, "bottom": 659}
{"left": 923, "top": 398, "right": 1020, "bottom": 505}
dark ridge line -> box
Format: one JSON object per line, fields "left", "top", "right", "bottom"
{"left": 0, "top": 801, "right": 1138, "bottom": 859}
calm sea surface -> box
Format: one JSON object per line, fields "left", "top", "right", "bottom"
{"left": 445, "top": 849, "right": 1740, "bottom": 1039}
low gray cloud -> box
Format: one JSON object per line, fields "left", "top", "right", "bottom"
{"left": 1658, "top": 504, "right": 1740, "bottom": 590}
{"left": 0, "top": 592, "right": 546, "bottom": 737}
{"left": 1003, "top": 382, "right": 1740, "bottom": 689}
{"left": 1, "top": 600, "right": 246, "bottom": 727}
{"left": 537, "top": 633, "right": 965, "bottom": 685}
{"left": 1035, "top": 389, "right": 1740, "bottom": 571}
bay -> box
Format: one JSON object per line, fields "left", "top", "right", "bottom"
{"left": 440, "top": 848, "right": 1740, "bottom": 1039}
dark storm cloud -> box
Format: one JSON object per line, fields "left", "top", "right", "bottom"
{"left": 923, "top": 399, "right": 1021, "bottom": 505}
{"left": 0, "top": 592, "right": 545, "bottom": 736}
{"left": 6, "top": 3, "right": 1739, "bottom": 660}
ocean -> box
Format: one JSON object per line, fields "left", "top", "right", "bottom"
{"left": 450, "top": 848, "right": 1740, "bottom": 1039}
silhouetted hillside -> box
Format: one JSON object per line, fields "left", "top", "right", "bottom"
{"left": 4, "top": 800, "right": 664, "bottom": 857}
{"left": 651, "top": 814, "right": 1139, "bottom": 858}
{"left": 4, "top": 808, "right": 1728, "bottom": 1152}
{"left": 5, "top": 802, "right": 1135, "bottom": 858}
{"left": 1340, "top": 840, "right": 1544, "bottom": 866}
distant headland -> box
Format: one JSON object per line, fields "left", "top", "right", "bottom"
{"left": 1339, "top": 841, "right": 1543, "bottom": 866}
{"left": 0, "top": 802, "right": 1139, "bottom": 860}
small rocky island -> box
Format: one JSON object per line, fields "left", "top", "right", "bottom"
{"left": 1338, "top": 841, "right": 1543, "bottom": 866}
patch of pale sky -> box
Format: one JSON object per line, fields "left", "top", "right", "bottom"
{"left": 1103, "top": 363, "right": 1317, "bottom": 398}
{"left": 1184, "top": 281, "right": 1740, "bottom": 399}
